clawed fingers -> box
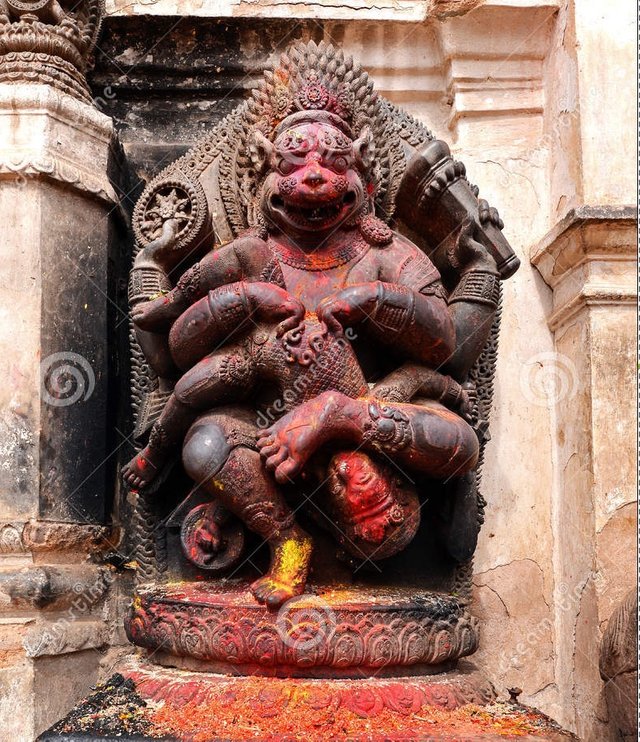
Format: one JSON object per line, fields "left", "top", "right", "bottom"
{"left": 478, "top": 200, "right": 504, "bottom": 230}
{"left": 276, "top": 315, "right": 302, "bottom": 338}
{"left": 316, "top": 308, "right": 343, "bottom": 337}
{"left": 488, "top": 206, "right": 504, "bottom": 229}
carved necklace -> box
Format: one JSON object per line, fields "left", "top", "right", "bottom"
{"left": 268, "top": 234, "right": 370, "bottom": 271}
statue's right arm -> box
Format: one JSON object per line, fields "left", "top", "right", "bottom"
{"left": 131, "top": 235, "right": 272, "bottom": 333}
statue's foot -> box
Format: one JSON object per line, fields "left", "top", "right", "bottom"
{"left": 251, "top": 576, "right": 302, "bottom": 608}
{"left": 121, "top": 447, "right": 164, "bottom": 490}
{"left": 256, "top": 391, "right": 348, "bottom": 483}
{"left": 251, "top": 532, "right": 313, "bottom": 609}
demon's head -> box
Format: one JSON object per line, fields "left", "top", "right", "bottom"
{"left": 326, "top": 451, "right": 420, "bottom": 560}
{"left": 249, "top": 112, "right": 375, "bottom": 239}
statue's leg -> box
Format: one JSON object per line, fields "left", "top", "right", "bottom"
{"left": 257, "top": 391, "right": 478, "bottom": 484}
{"left": 183, "top": 408, "right": 313, "bottom": 609}
{"left": 122, "top": 344, "right": 256, "bottom": 490}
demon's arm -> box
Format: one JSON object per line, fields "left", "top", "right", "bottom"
{"left": 371, "top": 362, "right": 477, "bottom": 423}
{"left": 443, "top": 219, "right": 501, "bottom": 380}
{"left": 316, "top": 218, "right": 500, "bottom": 379}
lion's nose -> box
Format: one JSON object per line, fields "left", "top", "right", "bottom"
{"left": 303, "top": 169, "right": 325, "bottom": 187}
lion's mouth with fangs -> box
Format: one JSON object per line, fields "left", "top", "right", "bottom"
{"left": 271, "top": 191, "right": 356, "bottom": 227}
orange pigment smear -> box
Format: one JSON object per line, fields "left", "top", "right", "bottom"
{"left": 150, "top": 688, "right": 562, "bottom": 742}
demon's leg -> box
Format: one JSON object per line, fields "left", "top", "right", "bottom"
{"left": 183, "top": 410, "right": 313, "bottom": 609}
{"left": 122, "top": 345, "right": 256, "bottom": 490}
{"left": 257, "top": 391, "right": 478, "bottom": 483}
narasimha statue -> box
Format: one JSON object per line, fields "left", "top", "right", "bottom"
{"left": 122, "top": 41, "right": 518, "bottom": 619}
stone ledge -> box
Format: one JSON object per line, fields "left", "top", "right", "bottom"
{"left": 0, "top": 521, "right": 120, "bottom": 558}
{"left": 530, "top": 205, "right": 637, "bottom": 330}
{"left": 38, "top": 661, "right": 578, "bottom": 740}
{"left": 0, "top": 565, "right": 111, "bottom": 612}
{"left": 24, "top": 521, "right": 121, "bottom": 555}
{"left": 104, "top": 0, "right": 558, "bottom": 20}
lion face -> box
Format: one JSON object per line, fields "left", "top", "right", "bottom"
{"left": 252, "top": 122, "right": 373, "bottom": 238}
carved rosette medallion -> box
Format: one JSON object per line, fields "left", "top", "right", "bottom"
{"left": 132, "top": 175, "right": 211, "bottom": 255}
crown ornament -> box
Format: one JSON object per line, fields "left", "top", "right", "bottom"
{"left": 238, "top": 40, "right": 405, "bottom": 220}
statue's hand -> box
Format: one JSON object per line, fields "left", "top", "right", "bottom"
{"left": 132, "top": 294, "right": 182, "bottom": 332}
{"left": 316, "top": 284, "right": 378, "bottom": 336}
{"left": 449, "top": 218, "right": 498, "bottom": 274}
{"left": 458, "top": 381, "right": 478, "bottom": 425}
{"left": 134, "top": 218, "right": 181, "bottom": 270}
{"left": 245, "top": 283, "right": 305, "bottom": 337}
{"left": 478, "top": 198, "right": 504, "bottom": 231}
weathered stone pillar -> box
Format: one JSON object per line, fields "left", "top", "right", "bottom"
{"left": 529, "top": 0, "right": 637, "bottom": 737}
{"left": 531, "top": 207, "right": 636, "bottom": 740}
{"left": 0, "top": 2, "right": 126, "bottom": 736}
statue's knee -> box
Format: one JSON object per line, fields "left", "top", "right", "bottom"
{"left": 182, "top": 422, "right": 231, "bottom": 480}
{"left": 413, "top": 410, "right": 479, "bottom": 475}
{"left": 453, "top": 419, "right": 479, "bottom": 473}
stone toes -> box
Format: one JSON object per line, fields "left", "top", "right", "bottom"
{"left": 266, "top": 588, "right": 291, "bottom": 609}
{"left": 251, "top": 579, "right": 271, "bottom": 604}
{"left": 275, "top": 459, "right": 297, "bottom": 484}
{"left": 265, "top": 448, "right": 288, "bottom": 471}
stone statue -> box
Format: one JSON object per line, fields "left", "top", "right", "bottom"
{"left": 123, "top": 42, "right": 518, "bottom": 638}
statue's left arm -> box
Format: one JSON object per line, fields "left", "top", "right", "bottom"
{"left": 317, "top": 280, "right": 455, "bottom": 368}
{"left": 443, "top": 219, "right": 500, "bottom": 381}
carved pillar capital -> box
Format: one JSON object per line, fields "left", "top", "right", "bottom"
{"left": 0, "top": 84, "right": 116, "bottom": 202}
{"left": 439, "top": 3, "right": 556, "bottom": 142}
{"left": 531, "top": 205, "right": 637, "bottom": 331}
{"left": 0, "top": 0, "right": 103, "bottom": 101}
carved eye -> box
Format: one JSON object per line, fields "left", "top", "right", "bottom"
{"left": 332, "top": 156, "right": 348, "bottom": 173}
{"left": 278, "top": 158, "right": 295, "bottom": 175}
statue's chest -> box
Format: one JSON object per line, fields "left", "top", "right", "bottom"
{"left": 279, "top": 263, "right": 354, "bottom": 310}
{"left": 269, "top": 235, "right": 376, "bottom": 310}
{"left": 255, "top": 319, "right": 368, "bottom": 412}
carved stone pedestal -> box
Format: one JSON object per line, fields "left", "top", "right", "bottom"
{"left": 115, "top": 584, "right": 510, "bottom": 738}
{"left": 123, "top": 656, "right": 497, "bottom": 735}
{"left": 39, "top": 656, "right": 579, "bottom": 740}
{"left": 125, "top": 584, "right": 479, "bottom": 677}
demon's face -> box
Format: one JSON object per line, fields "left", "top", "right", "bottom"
{"left": 326, "top": 451, "right": 420, "bottom": 560}
{"left": 251, "top": 121, "right": 374, "bottom": 239}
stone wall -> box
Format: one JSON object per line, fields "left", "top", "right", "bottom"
{"left": 0, "top": 0, "right": 635, "bottom": 738}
